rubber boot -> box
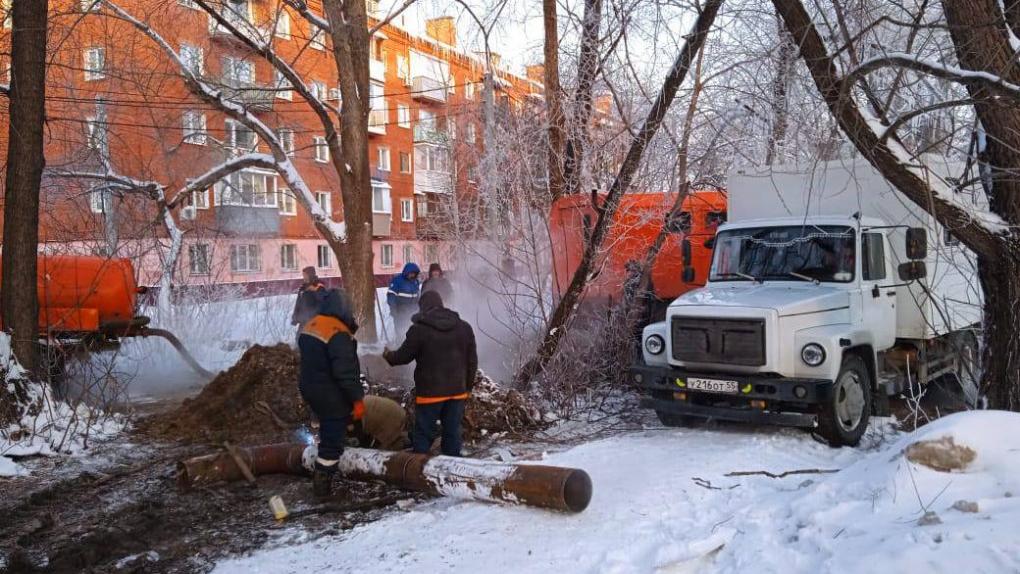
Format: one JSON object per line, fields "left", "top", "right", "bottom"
{"left": 312, "top": 459, "right": 338, "bottom": 498}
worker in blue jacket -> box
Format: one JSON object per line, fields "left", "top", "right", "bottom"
{"left": 387, "top": 262, "right": 421, "bottom": 340}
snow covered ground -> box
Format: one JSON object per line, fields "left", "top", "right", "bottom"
{"left": 215, "top": 412, "right": 1020, "bottom": 574}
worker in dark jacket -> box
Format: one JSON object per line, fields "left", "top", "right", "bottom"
{"left": 291, "top": 267, "right": 327, "bottom": 331}
{"left": 299, "top": 288, "right": 364, "bottom": 497}
{"left": 386, "top": 262, "right": 421, "bottom": 339}
{"left": 383, "top": 291, "right": 477, "bottom": 456}
{"left": 421, "top": 263, "right": 454, "bottom": 305}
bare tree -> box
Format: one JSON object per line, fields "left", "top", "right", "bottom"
{"left": 1, "top": 0, "right": 49, "bottom": 373}
{"left": 543, "top": 0, "right": 567, "bottom": 200}
{"left": 771, "top": 0, "right": 1020, "bottom": 408}
{"left": 516, "top": 0, "right": 725, "bottom": 386}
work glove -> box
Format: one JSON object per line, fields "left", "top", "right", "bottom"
{"left": 352, "top": 399, "right": 365, "bottom": 422}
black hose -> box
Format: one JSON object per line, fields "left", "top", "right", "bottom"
{"left": 140, "top": 327, "right": 217, "bottom": 379}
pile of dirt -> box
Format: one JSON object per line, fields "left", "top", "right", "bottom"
{"left": 139, "top": 344, "right": 307, "bottom": 445}
{"left": 463, "top": 373, "right": 546, "bottom": 440}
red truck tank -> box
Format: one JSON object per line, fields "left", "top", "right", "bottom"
{"left": 549, "top": 189, "right": 728, "bottom": 306}
{"left": 0, "top": 255, "right": 141, "bottom": 335}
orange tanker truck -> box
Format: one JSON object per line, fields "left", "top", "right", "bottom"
{"left": 549, "top": 188, "right": 728, "bottom": 317}
{"left": 0, "top": 255, "right": 211, "bottom": 378}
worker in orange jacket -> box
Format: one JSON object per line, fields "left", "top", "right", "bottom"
{"left": 299, "top": 288, "right": 364, "bottom": 497}
{"left": 383, "top": 290, "right": 477, "bottom": 456}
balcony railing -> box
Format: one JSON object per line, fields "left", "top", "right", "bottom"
{"left": 412, "top": 76, "right": 447, "bottom": 103}
{"left": 372, "top": 212, "right": 392, "bottom": 237}
{"left": 368, "top": 108, "right": 387, "bottom": 135}
{"left": 413, "top": 169, "right": 453, "bottom": 195}
{"left": 413, "top": 125, "right": 448, "bottom": 145}
{"left": 370, "top": 58, "right": 386, "bottom": 82}
{"left": 223, "top": 84, "right": 275, "bottom": 111}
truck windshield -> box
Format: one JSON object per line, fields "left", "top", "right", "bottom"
{"left": 710, "top": 225, "right": 856, "bottom": 283}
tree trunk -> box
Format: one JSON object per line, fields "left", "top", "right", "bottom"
{"left": 514, "top": 0, "right": 724, "bottom": 386}
{"left": 1, "top": 0, "right": 48, "bottom": 372}
{"left": 543, "top": 0, "right": 566, "bottom": 200}
{"left": 561, "top": 0, "right": 603, "bottom": 198}
{"left": 323, "top": 0, "right": 377, "bottom": 342}
{"left": 941, "top": 0, "right": 1020, "bottom": 408}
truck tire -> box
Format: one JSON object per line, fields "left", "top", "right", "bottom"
{"left": 817, "top": 355, "right": 871, "bottom": 447}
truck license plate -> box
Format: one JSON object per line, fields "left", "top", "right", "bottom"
{"left": 687, "top": 378, "right": 739, "bottom": 394}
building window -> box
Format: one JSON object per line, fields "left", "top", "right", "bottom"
{"left": 182, "top": 110, "right": 207, "bottom": 145}
{"left": 215, "top": 171, "right": 277, "bottom": 207}
{"left": 465, "top": 81, "right": 475, "bottom": 100}
{"left": 178, "top": 0, "right": 198, "bottom": 9}
{"left": 396, "top": 55, "right": 409, "bottom": 82}
{"left": 278, "top": 188, "right": 297, "bottom": 215}
{"left": 189, "top": 244, "right": 211, "bottom": 275}
{"left": 81, "top": 0, "right": 101, "bottom": 12}
{"left": 448, "top": 121, "right": 456, "bottom": 140}
{"left": 380, "top": 244, "right": 394, "bottom": 268}
{"left": 314, "top": 136, "right": 329, "bottom": 162}
{"left": 403, "top": 244, "right": 414, "bottom": 265}
{"left": 310, "top": 28, "right": 326, "bottom": 50}
{"left": 89, "top": 190, "right": 111, "bottom": 214}
{"left": 377, "top": 146, "right": 391, "bottom": 171}
{"left": 86, "top": 116, "right": 109, "bottom": 156}
{"left": 372, "top": 184, "right": 391, "bottom": 213}
{"left": 415, "top": 145, "right": 449, "bottom": 172}
{"left": 221, "top": 56, "right": 255, "bottom": 87}
{"left": 230, "top": 244, "right": 261, "bottom": 273}
{"left": 466, "top": 123, "right": 476, "bottom": 143}
{"left": 315, "top": 191, "right": 331, "bottom": 214}
{"left": 425, "top": 243, "right": 439, "bottom": 263}
{"left": 397, "top": 105, "right": 411, "bottom": 128}
{"left": 225, "top": 119, "right": 257, "bottom": 150}
{"left": 417, "top": 197, "right": 428, "bottom": 217}
{"left": 317, "top": 244, "right": 331, "bottom": 268}
{"left": 189, "top": 188, "right": 210, "bottom": 209}
{"left": 278, "top": 128, "right": 295, "bottom": 155}
{"left": 280, "top": 244, "right": 298, "bottom": 270}
{"left": 399, "top": 152, "right": 411, "bottom": 173}
{"left": 180, "top": 44, "right": 204, "bottom": 76}
{"left": 401, "top": 199, "right": 413, "bottom": 222}
{"left": 275, "top": 70, "right": 293, "bottom": 100}
{"left": 310, "top": 80, "right": 327, "bottom": 101}
{"left": 274, "top": 9, "right": 291, "bottom": 39}
{"left": 84, "top": 47, "right": 106, "bottom": 81}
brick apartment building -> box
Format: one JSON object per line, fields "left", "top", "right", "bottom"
{"left": 0, "top": 0, "right": 543, "bottom": 294}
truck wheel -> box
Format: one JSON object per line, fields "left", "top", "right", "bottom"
{"left": 818, "top": 355, "right": 871, "bottom": 447}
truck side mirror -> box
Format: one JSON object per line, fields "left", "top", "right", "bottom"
{"left": 906, "top": 227, "right": 927, "bottom": 260}
{"left": 682, "top": 267, "right": 696, "bottom": 283}
{"left": 681, "top": 239, "right": 692, "bottom": 266}
{"left": 898, "top": 261, "right": 927, "bottom": 281}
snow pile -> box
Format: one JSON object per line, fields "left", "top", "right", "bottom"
{"left": 214, "top": 412, "right": 1020, "bottom": 573}
{"left": 1, "top": 334, "right": 122, "bottom": 477}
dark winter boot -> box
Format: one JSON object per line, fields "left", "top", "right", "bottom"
{"left": 312, "top": 459, "right": 338, "bottom": 498}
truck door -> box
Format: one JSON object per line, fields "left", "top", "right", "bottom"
{"left": 861, "top": 232, "right": 897, "bottom": 350}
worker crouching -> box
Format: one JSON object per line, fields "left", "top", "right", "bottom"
{"left": 383, "top": 291, "right": 478, "bottom": 456}
{"left": 298, "top": 288, "right": 364, "bottom": 497}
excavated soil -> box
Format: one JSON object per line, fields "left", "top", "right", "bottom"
{"left": 140, "top": 344, "right": 546, "bottom": 447}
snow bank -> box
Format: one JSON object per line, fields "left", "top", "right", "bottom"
{"left": 1, "top": 333, "right": 122, "bottom": 477}
{"left": 214, "top": 413, "right": 1020, "bottom": 573}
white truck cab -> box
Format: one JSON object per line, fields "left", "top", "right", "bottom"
{"left": 631, "top": 160, "right": 981, "bottom": 446}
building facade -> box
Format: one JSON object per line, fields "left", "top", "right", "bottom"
{"left": 0, "top": 0, "right": 542, "bottom": 294}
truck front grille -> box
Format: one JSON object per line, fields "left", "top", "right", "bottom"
{"left": 671, "top": 317, "right": 766, "bottom": 366}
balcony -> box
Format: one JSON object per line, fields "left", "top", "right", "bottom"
{"left": 413, "top": 125, "right": 448, "bottom": 145}
{"left": 412, "top": 76, "right": 446, "bottom": 103}
{"left": 223, "top": 85, "right": 275, "bottom": 112}
{"left": 413, "top": 169, "right": 452, "bottom": 195}
{"left": 372, "top": 212, "right": 392, "bottom": 237}
{"left": 368, "top": 108, "right": 387, "bottom": 135}
{"left": 370, "top": 58, "right": 386, "bottom": 82}
{"left": 208, "top": 12, "right": 267, "bottom": 45}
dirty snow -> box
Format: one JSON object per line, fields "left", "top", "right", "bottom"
{"left": 214, "top": 411, "right": 1020, "bottom": 573}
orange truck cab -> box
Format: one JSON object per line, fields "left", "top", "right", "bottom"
{"left": 550, "top": 189, "right": 728, "bottom": 314}
{"left": 0, "top": 255, "right": 146, "bottom": 339}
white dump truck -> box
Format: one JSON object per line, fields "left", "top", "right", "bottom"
{"left": 630, "top": 159, "right": 982, "bottom": 446}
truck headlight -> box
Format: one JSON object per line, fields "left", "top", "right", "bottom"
{"left": 645, "top": 335, "right": 665, "bottom": 355}
{"left": 801, "top": 343, "right": 826, "bottom": 367}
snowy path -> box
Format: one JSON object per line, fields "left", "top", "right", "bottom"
{"left": 214, "top": 413, "right": 1020, "bottom": 574}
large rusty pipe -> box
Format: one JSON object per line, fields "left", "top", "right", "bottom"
{"left": 177, "top": 444, "right": 593, "bottom": 513}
